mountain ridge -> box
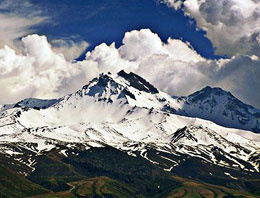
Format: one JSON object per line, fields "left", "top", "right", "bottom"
{"left": 0, "top": 70, "right": 260, "bottom": 196}
{"left": 2, "top": 71, "right": 259, "bottom": 133}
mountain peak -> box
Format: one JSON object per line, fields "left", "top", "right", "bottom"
{"left": 81, "top": 70, "right": 159, "bottom": 97}
{"left": 188, "top": 86, "right": 233, "bottom": 103}
{"left": 82, "top": 72, "right": 114, "bottom": 90}
{"left": 176, "top": 86, "right": 260, "bottom": 133}
{"left": 78, "top": 72, "right": 129, "bottom": 103}
{"left": 187, "top": 86, "right": 256, "bottom": 111}
{"left": 201, "top": 86, "right": 226, "bottom": 93}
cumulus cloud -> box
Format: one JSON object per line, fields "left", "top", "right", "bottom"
{"left": 0, "top": 29, "right": 260, "bottom": 108}
{"left": 163, "top": 0, "right": 260, "bottom": 57}
{"left": 0, "top": 35, "right": 92, "bottom": 103}
{"left": 119, "top": 30, "right": 163, "bottom": 61}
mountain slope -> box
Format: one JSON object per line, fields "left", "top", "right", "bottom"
{"left": 175, "top": 86, "right": 260, "bottom": 133}
{"left": 0, "top": 71, "right": 260, "bottom": 196}
{"left": 0, "top": 164, "right": 49, "bottom": 198}
{"left": 1, "top": 147, "right": 258, "bottom": 198}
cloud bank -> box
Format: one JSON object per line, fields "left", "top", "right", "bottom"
{"left": 0, "top": 29, "right": 260, "bottom": 108}
{"left": 163, "top": 0, "right": 260, "bottom": 57}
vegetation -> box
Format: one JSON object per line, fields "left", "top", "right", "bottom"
{"left": 0, "top": 147, "right": 259, "bottom": 198}
{"left": 168, "top": 176, "right": 257, "bottom": 198}
{"left": 0, "top": 164, "right": 49, "bottom": 198}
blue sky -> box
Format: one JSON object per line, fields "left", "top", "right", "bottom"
{"left": 25, "top": 0, "right": 218, "bottom": 59}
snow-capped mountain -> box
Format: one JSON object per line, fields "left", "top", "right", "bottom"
{"left": 175, "top": 86, "right": 260, "bottom": 133}
{"left": 0, "top": 71, "right": 259, "bottom": 189}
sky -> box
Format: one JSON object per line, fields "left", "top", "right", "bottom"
{"left": 0, "top": 0, "right": 260, "bottom": 108}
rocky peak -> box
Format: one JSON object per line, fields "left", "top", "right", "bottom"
{"left": 118, "top": 70, "right": 159, "bottom": 94}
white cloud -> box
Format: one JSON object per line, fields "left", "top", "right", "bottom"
{"left": 119, "top": 29, "right": 204, "bottom": 62}
{"left": 0, "top": 29, "right": 260, "bottom": 108}
{"left": 119, "top": 29, "right": 163, "bottom": 61}
{"left": 159, "top": 0, "right": 183, "bottom": 10}
{"left": 85, "top": 43, "right": 136, "bottom": 73}
{"left": 0, "top": 35, "right": 91, "bottom": 103}
{"left": 163, "top": 0, "right": 260, "bottom": 56}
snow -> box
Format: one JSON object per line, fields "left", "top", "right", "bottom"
{"left": 4, "top": 150, "right": 22, "bottom": 155}
{"left": 224, "top": 172, "right": 238, "bottom": 180}
{"left": 140, "top": 149, "right": 159, "bottom": 165}
{"left": 164, "top": 167, "right": 174, "bottom": 172}
{"left": 60, "top": 149, "right": 68, "bottom": 157}
{"left": 0, "top": 71, "right": 259, "bottom": 173}
{"left": 160, "top": 155, "right": 179, "bottom": 167}
{"left": 17, "top": 98, "right": 58, "bottom": 109}
{"left": 174, "top": 86, "right": 260, "bottom": 133}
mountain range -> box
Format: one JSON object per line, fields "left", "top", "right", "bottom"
{"left": 0, "top": 70, "right": 260, "bottom": 198}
